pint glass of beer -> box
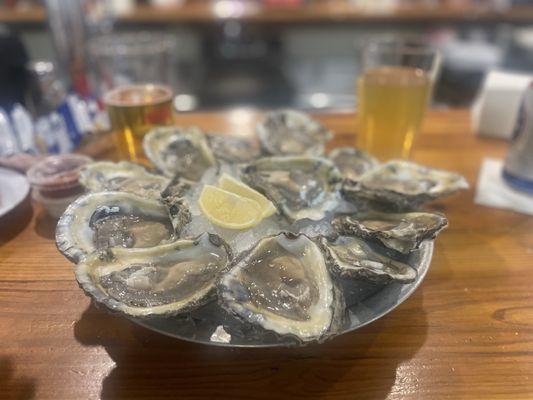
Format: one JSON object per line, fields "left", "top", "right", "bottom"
{"left": 357, "top": 40, "right": 440, "bottom": 160}
{"left": 104, "top": 84, "right": 174, "bottom": 162}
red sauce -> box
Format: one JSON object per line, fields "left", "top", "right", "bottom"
{"left": 26, "top": 154, "right": 92, "bottom": 197}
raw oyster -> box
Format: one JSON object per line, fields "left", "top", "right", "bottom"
{"left": 319, "top": 236, "right": 417, "bottom": 284}
{"left": 342, "top": 160, "right": 469, "bottom": 210}
{"left": 328, "top": 147, "right": 378, "bottom": 186}
{"left": 240, "top": 156, "right": 342, "bottom": 222}
{"left": 332, "top": 211, "right": 448, "bottom": 254}
{"left": 257, "top": 110, "right": 332, "bottom": 156}
{"left": 143, "top": 126, "right": 216, "bottom": 180}
{"left": 79, "top": 161, "right": 169, "bottom": 198}
{"left": 76, "top": 233, "right": 231, "bottom": 318}
{"left": 218, "top": 232, "right": 345, "bottom": 343}
{"left": 207, "top": 134, "right": 260, "bottom": 163}
{"left": 56, "top": 192, "right": 181, "bottom": 263}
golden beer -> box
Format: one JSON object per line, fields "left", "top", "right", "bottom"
{"left": 358, "top": 66, "right": 431, "bottom": 160}
{"left": 104, "top": 84, "right": 174, "bottom": 162}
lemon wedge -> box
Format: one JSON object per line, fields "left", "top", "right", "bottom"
{"left": 198, "top": 185, "right": 263, "bottom": 229}
{"left": 218, "top": 173, "right": 277, "bottom": 218}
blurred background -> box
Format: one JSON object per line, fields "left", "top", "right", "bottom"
{"left": 3, "top": 0, "right": 533, "bottom": 114}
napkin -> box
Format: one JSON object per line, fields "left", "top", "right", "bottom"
{"left": 472, "top": 70, "right": 533, "bottom": 139}
{"left": 475, "top": 158, "right": 533, "bottom": 215}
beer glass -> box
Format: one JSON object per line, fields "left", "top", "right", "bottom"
{"left": 104, "top": 84, "right": 174, "bottom": 162}
{"left": 357, "top": 40, "right": 440, "bottom": 160}
{"left": 88, "top": 32, "right": 176, "bottom": 97}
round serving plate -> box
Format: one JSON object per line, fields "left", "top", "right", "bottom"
{"left": 0, "top": 167, "right": 30, "bottom": 218}
{"left": 132, "top": 241, "right": 433, "bottom": 347}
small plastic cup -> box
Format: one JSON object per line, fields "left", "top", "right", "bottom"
{"left": 26, "top": 154, "right": 92, "bottom": 218}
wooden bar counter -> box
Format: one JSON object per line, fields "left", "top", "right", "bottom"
{"left": 0, "top": 109, "right": 532, "bottom": 399}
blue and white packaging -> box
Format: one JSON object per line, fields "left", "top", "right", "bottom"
{"left": 0, "top": 109, "right": 19, "bottom": 156}
{"left": 35, "top": 117, "right": 59, "bottom": 154}
{"left": 49, "top": 112, "right": 75, "bottom": 153}
{"left": 11, "top": 104, "right": 37, "bottom": 154}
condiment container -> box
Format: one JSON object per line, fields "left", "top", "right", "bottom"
{"left": 26, "top": 154, "right": 91, "bottom": 218}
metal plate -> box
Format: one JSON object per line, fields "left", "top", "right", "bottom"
{"left": 132, "top": 241, "right": 433, "bottom": 347}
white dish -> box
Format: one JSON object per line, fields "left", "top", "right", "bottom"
{"left": 0, "top": 167, "right": 30, "bottom": 218}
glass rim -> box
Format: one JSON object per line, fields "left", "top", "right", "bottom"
{"left": 88, "top": 32, "right": 176, "bottom": 57}
{"left": 363, "top": 40, "right": 439, "bottom": 57}
{"left": 103, "top": 83, "right": 174, "bottom": 108}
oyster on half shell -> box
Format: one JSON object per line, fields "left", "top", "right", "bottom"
{"left": 143, "top": 126, "right": 216, "bottom": 180}
{"left": 76, "top": 233, "right": 231, "bottom": 318}
{"left": 342, "top": 160, "right": 469, "bottom": 210}
{"left": 257, "top": 110, "right": 332, "bottom": 156}
{"left": 319, "top": 236, "right": 417, "bottom": 284}
{"left": 56, "top": 192, "right": 185, "bottom": 263}
{"left": 79, "top": 161, "right": 169, "bottom": 199}
{"left": 328, "top": 147, "right": 378, "bottom": 187}
{"left": 218, "top": 232, "right": 345, "bottom": 343}
{"left": 240, "top": 156, "right": 342, "bottom": 222}
{"left": 207, "top": 134, "right": 260, "bottom": 163}
{"left": 332, "top": 211, "right": 448, "bottom": 254}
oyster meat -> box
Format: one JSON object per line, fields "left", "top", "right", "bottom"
{"left": 332, "top": 211, "right": 448, "bottom": 254}
{"left": 257, "top": 110, "right": 332, "bottom": 156}
{"left": 207, "top": 134, "right": 260, "bottom": 163}
{"left": 320, "top": 236, "right": 417, "bottom": 284}
{"left": 218, "top": 232, "right": 344, "bottom": 343}
{"left": 79, "top": 161, "right": 169, "bottom": 198}
{"left": 342, "top": 160, "right": 469, "bottom": 210}
{"left": 328, "top": 147, "right": 378, "bottom": 187}
{"left": 143, "top": 126, "right": 216, "bottom": 180}
{"left": 56, "top": 192, "right": 178, "bottom": 263}
{"left": 240, "top": 156, "right": 342, "bottom": 222}
{"left": 76, "top": 233, "right": 231, "bottom": 317}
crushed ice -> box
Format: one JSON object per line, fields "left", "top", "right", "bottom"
{"left": 210, "top": 325, "right": 231, "bottom": 343}
{"left": 179, "top": 164, "right": 343, "bottom": 255}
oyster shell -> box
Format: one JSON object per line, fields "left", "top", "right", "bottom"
{"left": 257, "top": 110, "right": 332, "bottom": 156}
{"left": 56, "top": 192, "right": 181, "bottom": 263}
{"left": 328, "top": 147, "right": 378, "bottom": 186}
{"left": 143, "top": 126, "right": 216, "bottom": 180}
{"left": 218, "top": 232, "right": 345, "bottom": 343}
{"left": 240, "top": 156, "right": 342, "bottom": 222}
{"left": 76, "top": 233, "right": 231, "bottom": 318}
{"left": 79, "top": 161, "right": 169, "bottom": 199}
{"left": 320, "top": 236, "right": 417, "bottom": 284}
{"left": 207, "top": 134, "right": 260, "bottom": 163}
{"left": 343, "top": 160, "right": 469, "bottom": 210}
{"left": 332, "top": 211, "right": 448, "bottom": 254}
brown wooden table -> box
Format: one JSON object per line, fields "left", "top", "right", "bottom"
{"left": 1, "top": 109, "right": 532, "bottom": 400}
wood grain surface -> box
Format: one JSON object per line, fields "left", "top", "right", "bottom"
{"left": 1, "top": 109, "right": 532, "bottom": 400}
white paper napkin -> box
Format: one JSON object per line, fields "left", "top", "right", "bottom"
{"left": 475, "top": 158, "right": 533, "bottom": 215}
{"left": 472, "top": 70, "right": 533, "bottom": 139}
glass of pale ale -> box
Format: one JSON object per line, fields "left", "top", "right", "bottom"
{"left": 104, "top": 84, "right": 174, "bottom": 162}
{"left": 357, "top": 40, "right": 440, "bottom": 160}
